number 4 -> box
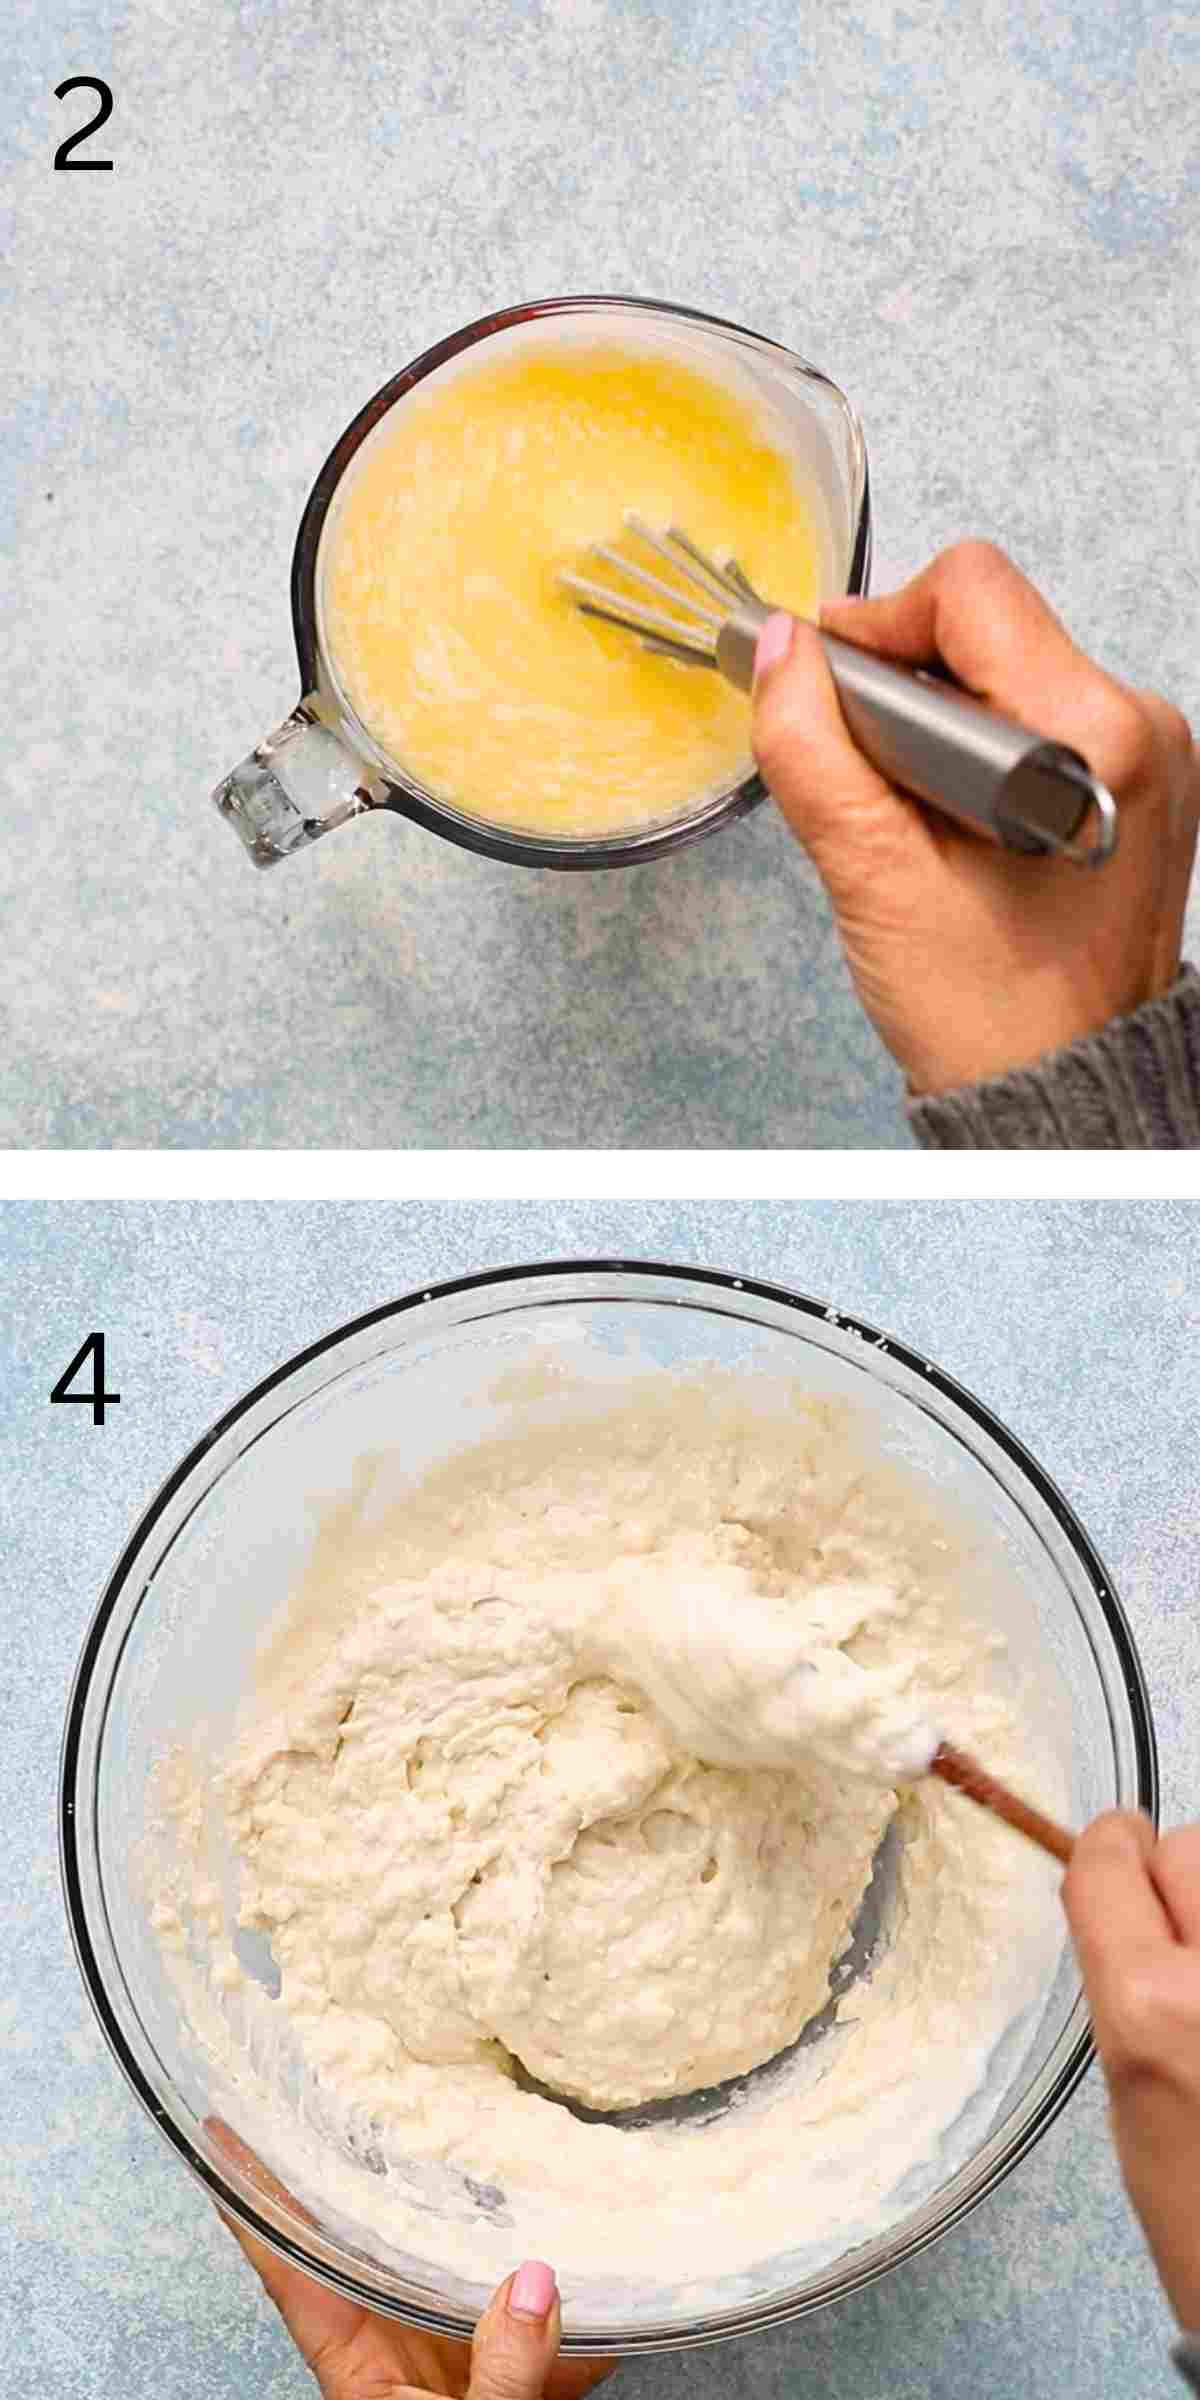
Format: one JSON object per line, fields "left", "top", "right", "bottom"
{"left": 51, "top": 1333, "right": 121, "bottom": 1425}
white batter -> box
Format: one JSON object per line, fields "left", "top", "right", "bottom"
{"left": 152, "top": 1380, "right": 1067, "bottom": 2308}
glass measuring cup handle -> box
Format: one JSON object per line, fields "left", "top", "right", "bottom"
{"left": 212, "top": 702, "right": 383, "bottom": 868}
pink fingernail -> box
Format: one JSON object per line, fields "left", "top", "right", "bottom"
{"left": 509, "top": 2260, "right": 557, "bottom": 2321}
{"left": 753, "top": 611, "right": 794, "bottom": 685}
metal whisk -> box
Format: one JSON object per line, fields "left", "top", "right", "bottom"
{"left": 562, "top": 516, "right": 1118, "bottom": 865}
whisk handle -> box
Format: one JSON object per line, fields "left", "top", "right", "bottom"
{"left": 817, "top": 630, "right": 1117, "bottom": 865}
{"left": 722, "top": 605, "right": 1117, "bottom": 866}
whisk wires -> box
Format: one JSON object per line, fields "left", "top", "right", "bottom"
{"left": 560, "top": 514, "right": 762, "bottom": 669}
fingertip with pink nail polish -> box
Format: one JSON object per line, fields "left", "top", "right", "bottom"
{"left": 508, "top": 2259, "right": 558, "bottom": 2322}
{"left": 753, "top": 611, "right": 794, "bottom": 687}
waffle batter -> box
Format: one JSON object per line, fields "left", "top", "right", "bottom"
{"left": 154, "top": 1382, "right": 1065, "bottom": 2301}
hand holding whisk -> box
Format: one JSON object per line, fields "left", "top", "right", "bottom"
{"left": 562, "top": 515, "right": 1118, "bottom": 868}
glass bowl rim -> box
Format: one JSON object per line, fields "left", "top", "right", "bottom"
{"left": 59, "top": 1256, "right": 1158, "bottom": 2352}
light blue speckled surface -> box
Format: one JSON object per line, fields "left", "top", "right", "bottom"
{"left": 3, "top": 1197, "right": 1198, "bottom": 2395}
{"left": 4, "top": 2, "right": 1199, "bottom": 1146}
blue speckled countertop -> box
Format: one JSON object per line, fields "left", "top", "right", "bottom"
{"left": 3, "top": 1196, "right": 1198, "bottom": 2395}
{"left": 5, "top": 1, "right": 1199, "bottom": 1146}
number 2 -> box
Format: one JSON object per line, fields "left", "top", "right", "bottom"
{"left": 54, "top": 77, "right": 114, "bottom": 171}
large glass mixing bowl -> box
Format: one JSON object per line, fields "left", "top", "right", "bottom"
{"left": 60, "top": 1261, "right": 1156, "bottom": 2355}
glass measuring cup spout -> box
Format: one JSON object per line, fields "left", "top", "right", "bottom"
{"left": 211, "top": 295, "right": 872, "bottom": 873}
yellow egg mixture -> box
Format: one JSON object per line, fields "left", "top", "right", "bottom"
{"left": 320, "top": 341, "right": 823, "bottom": 839}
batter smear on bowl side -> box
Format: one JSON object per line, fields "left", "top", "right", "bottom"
{"left": 152, "top": 1382, "right": 1068, "bottom": 2302}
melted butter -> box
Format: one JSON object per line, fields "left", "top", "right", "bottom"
{"left": 321, "top": 341, "right": 823, "bottom": 839}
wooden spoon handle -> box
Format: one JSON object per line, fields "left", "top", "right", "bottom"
{"left": 931, "top": 1740, "right": 1075, "bottom": 1867}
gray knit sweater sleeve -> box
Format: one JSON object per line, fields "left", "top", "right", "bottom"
{"left": 908, "top": 966, "right": 1200, "bottom": 1149}
{"left": 1174, "top": 2334, "right": 1200, "bottom": 2391}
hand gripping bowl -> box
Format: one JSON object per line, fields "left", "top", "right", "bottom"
{"left": 60, "top": 1262, "right": 1156, "bottom": 2356}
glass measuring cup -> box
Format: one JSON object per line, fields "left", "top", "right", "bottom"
{"left": 213, "top": 295, "right": 871, "bottom": 872}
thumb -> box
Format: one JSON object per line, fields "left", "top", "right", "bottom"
{"left": 469, "top": 2262, "right": 561, "bottom": 2400}
{"left": 751, "top": 613, "right": 938, "bottom": 902}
